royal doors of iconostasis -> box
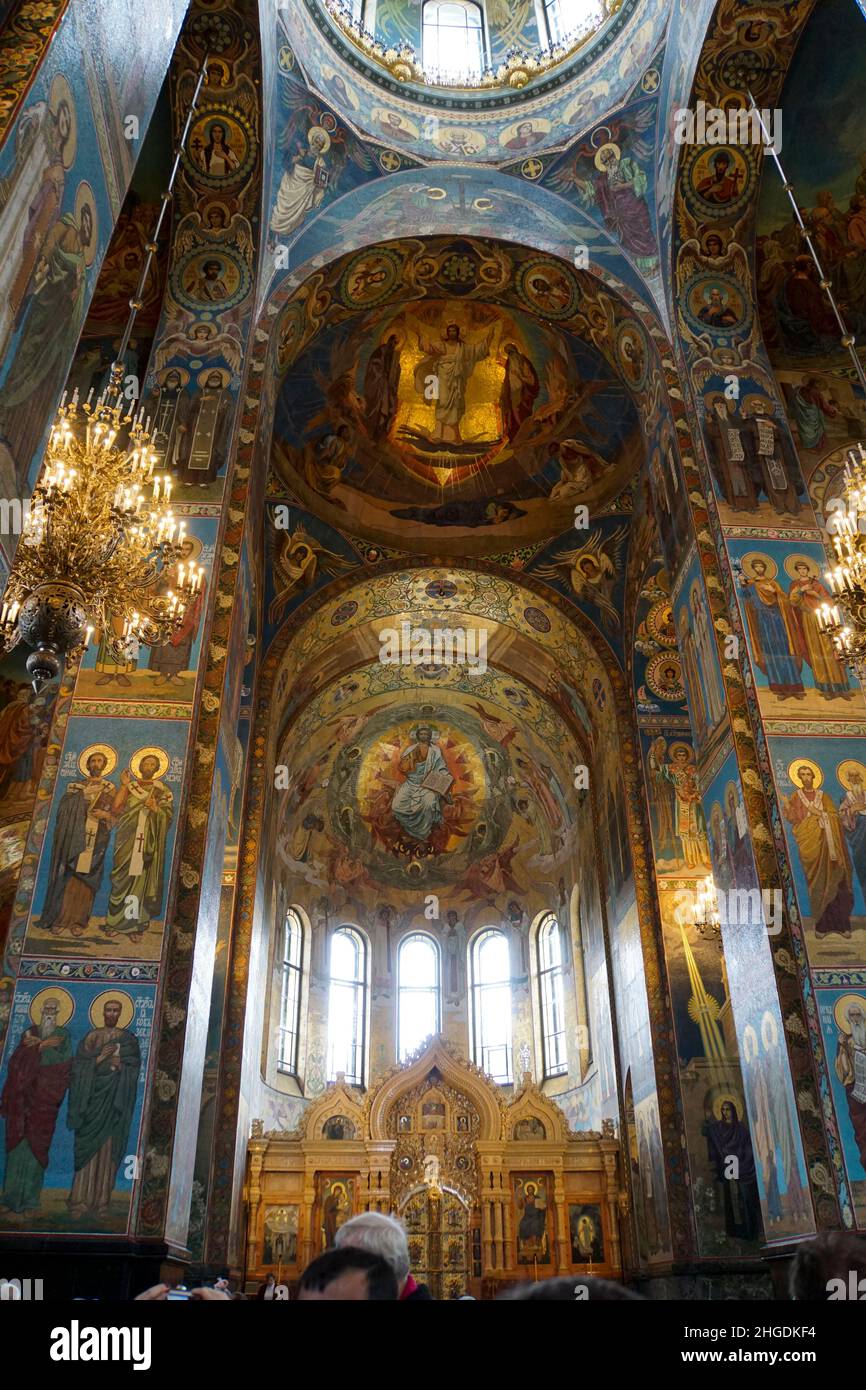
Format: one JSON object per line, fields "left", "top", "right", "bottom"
{"left": 400, "top": 1187, "right": 473, "bottom": 1299}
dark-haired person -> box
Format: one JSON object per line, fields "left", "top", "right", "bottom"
{"left": 298, "top": 1247, "right": 398, "bottom": 1301}
{"left": 790, "top": 1232, "right": 866, "bottom": 1300}
{"left": 499, "top": 1276, "right": 645, "bottom": 1301}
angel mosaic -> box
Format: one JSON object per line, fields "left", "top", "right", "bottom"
{"left": 532, "top": 524, "right": 629, "bottom": 631}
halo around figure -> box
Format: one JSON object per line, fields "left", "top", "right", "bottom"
{"left": 838, "top": 759, "right": 866, "bottom": 791}
{"left": 788, "top": 758, "right": 823, "bottom": 789}
{"left": 78, "top": 743, "right": 118, "bottom": 777}
{"left": 29, "top": 986, "right": 75, "bottom": 1028}
{"left": 88, "top": 990, "right": 135, "bottom": 1030}
{"left": 834, "top": 993, "right": 866, "bottom": 1034}
{"left": 130, "top": 746, "right": 170, "bottom": 780}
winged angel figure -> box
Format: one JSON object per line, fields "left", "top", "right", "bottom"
{"left": 269, "top": 523, "right": 357, "bottom": 625}
{"left": 532, "top": 524, "right": 629, "bottom": 630}
{"left": 269, "top": 65, "right": 375, "bottom": 242}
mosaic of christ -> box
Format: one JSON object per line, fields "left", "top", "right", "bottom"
{"left": 272, "top": 299, "right": 639, "bottom": 554}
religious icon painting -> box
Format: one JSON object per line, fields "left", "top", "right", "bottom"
{"left": 514, "top": 1174, "right": 551, "bottom": 1265}
{"left": 682, "top": 273, "right": 751, "bottom": 342}
{"left": 173, "top": 243, "right": 251, "bottom": 312}
{"left": 569, "top": 1203, "right": 605, "bottom": 1264}
{"left": 183, "top": 105, "right": 256, "bottom": 189}
{"left": 671, "top": 555, "right": 728, "bottom": 759}
{"left": 771, "top": 735, "right": 866, "bottom": 968}
{"left": 317, "top": 1175, "right": 355, "bottom": 1252}
{"left": 23, "top": 715, "right": 189, "bottom": 961}
{"left": 262, "top": 1205, "right": 300, "bottom": 1265}
{"left": 681, "top": 144, "right": 755, "bottom": 222}
{"left": 516, "top": 257, "right": 580, "bottom": 320}
{"left": 0, "top": 978, "right": 156, "bottom": 1233}
{"left": 730, "top": 539, "right": 862, "bottom": 720}
{"left": 75, "top": 515, "right": 218, "bottom": 703}
{"left": 817, "top": 989, "right": 866, "bottom": 1226}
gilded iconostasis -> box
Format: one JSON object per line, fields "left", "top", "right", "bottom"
{"left": 0, "top": 0, "right": 865, "bottom": 1299}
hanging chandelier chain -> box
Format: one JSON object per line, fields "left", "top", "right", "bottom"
{"left": 0, "top": 54, "right": 211, "bottom": 692}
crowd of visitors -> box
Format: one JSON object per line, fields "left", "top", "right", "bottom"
{"left": 132, "top": 1217, "right": 866, "bottom": 1301}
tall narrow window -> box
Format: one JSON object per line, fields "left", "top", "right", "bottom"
{"left": 422, "top": 1, "right": 485, "bottom": 80}
{"left": 328, "top": 926, "right": 367, "bottom": 1086}
{"left": 470, "top": 929, "right": 512, "bottom": 1083}
{"left": 538, "top": 913, "right": 567, "bottom": 1078}
{"left": 398, "top": 933, "right": 440, "bottom": 1061}
{"left": 277, "top": 907, "right": 304, "bottom": 1076}
{"left": 541, "top": 0, "right": 601, "bottom": 46}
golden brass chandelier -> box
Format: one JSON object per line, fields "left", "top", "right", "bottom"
{"left": 0, "top": 395, "right": 202, "bottom": 691}
{"left": 817, "top": 444, "right": 866, "bottom": 680}
{"left": 0, "top": 57, "right": 210, "bottom": 693}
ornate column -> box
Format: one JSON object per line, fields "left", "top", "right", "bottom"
{"left": 245, "top": 1129, "right": 267, "bottom": 1276}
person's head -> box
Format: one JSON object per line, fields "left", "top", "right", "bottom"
{"left": 445, "top": 323, "right": 461, "bottom": 342}
{"left": 794, "top": 561, "right": 811, "bottom": 580}
{"left": 720, "top": 1100, "right": 738, "bottom": 1125}
{"left": 205, "top": 370, "right": 223, "bottom": 388}
{"left": 207, "top": 206, "right": 227, "bottom": 229}
{"left": 210, "top": 124, "right": 226, "bottom": 146}
{"left": 39, "top": 998, "right": 60, "bottom": 1036}
{"left": 797, "top": 765, "right": 814, "bottom": 791}
{"left": 848, "top": 1002, "right": 866, "bottom": 1045}
{"left": 713, "top": 151, "right": 731, "bottom": 175}
{"left": 265, "top": 1273, "right": 275, "bottom": 1285}
{"left": 789, "top": 1233, "right": 866, "bottom": 1300}
{"left": 704, "top": 234, "right": 724, "bottom": 256}
{"left": 298, "top": 1247, "right": 398, "bottom": 1301}
{"left": 102, "top": 999, "right": 123, "bottom": 1028}
{"left": 751, "top": 559, "right": 767, "bottom": 579}
{"left": 203, "top": 260, "right": 222, "bottom": 281}
{"left": 446, "top": 909, "right": 458, "bottom": 926}
{"left": 79, "top": 204, "right": 93, "bottom": 245}
{"left": 416, "top": 724, "right": 432, "bottom": 746}
{"left": 56, "top": 100, "right": 72, "bottom": 143}
{"left": 500, "top": 1276, "right": 644, "bottom": 1301}
{"left": 86, "top": 752, "right": 107, "bottom": 777}
{"left": 138, "top": 754, "right": 161, "bottom": 782}
{"left": 333, "top": 1211, "right": 411, "bottom": 1295}
{"left": 164, "top": 370, "right": 182, "bottom": 390}
{"left": 192, "top": 325, "right": 213, "bottom": 342}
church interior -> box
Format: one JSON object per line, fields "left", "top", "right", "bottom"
{"left": 1, "top": 0, "right": 866, "bottom": 1306}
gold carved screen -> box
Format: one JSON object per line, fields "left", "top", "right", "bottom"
{"left": 245, "top": 1037, "right": 623, "bottom": 1296}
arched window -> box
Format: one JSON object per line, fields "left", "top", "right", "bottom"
{"left": 422, "top": 1, "right": 485, "bottom": 80}
{"left": 277, "top": 907, "right": 304, "bottom": 1076}
{"left": 540, "top": 0, "right": 601, "bottom": 46}
{"left": 470, "top": 928, "right": 512, "bottom": 1083}
{"left": 328, "top": 926, "right": 368, "bottom": 1086}
{"left": 537, "top": 913, "right": 567, "bottom": 1079}
{"left": 398, "top": 933, "right": 441, "bottom": 1061}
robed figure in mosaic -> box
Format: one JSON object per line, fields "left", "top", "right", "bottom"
{"left": 104, "top": 753, "right": 173, "bottom": 942}
{"left": 67, "top": 997, "right": 140, "bottom": 1220}
{"left": 0, "top": 995, "right": 72, "bottom": 1214}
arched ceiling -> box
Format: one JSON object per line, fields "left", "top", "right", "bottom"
{"left": 280, "top": 0, "right": 670, "bottom": 165}
{"left": 267, "top": 564, "right": 624, "bottom": 909}
{"left": 268, "top": 234, "right": 651, "bottom": 558}
{"left": 275, "top": 668, "right": 585, "bottom": 904}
